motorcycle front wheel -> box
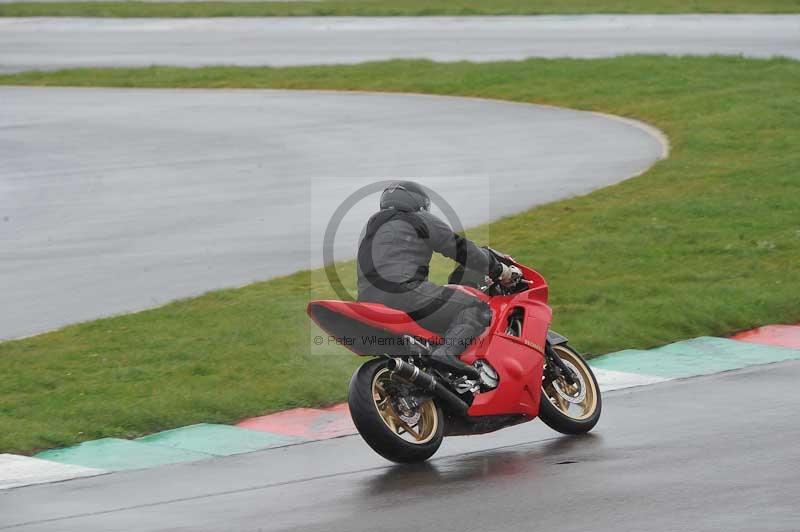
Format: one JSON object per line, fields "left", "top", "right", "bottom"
{"left": 348, "top": 358, "right": 444, "bottom": 463}
{"left": 539, "top": 344, "right": 602, "bottom": 434}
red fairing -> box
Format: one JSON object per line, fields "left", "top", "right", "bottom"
{"left": 306, "top": 260, "right": 552, "bottom": 418}
{"left": 460, "top": 293, "right": 551, "bottom": 417}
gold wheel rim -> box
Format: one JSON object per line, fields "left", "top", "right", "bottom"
{"left": 542, "top": 346, "right": 598, "bottom": 421}
{"left": 372, "top": 367, "right": 438, "bottom": 444}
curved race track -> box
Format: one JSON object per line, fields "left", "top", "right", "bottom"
{"left": 4, "top": 14, "right": 799, "bottom": 337}
{"left": 0, "top": 86, "right": 664, "bottom": 339}
{"left": 1, "top": 15, "right": 797, "bottom": 532}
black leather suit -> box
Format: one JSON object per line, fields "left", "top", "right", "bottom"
{"left": 357, "top": 207, "right": 502, "bottom": 358}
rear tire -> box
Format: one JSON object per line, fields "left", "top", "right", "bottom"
{"left": 348, "top": 358, "right": 444, "bottom": 463}
{"left": 539, "top": 344, "right": 602, "bottom": 435}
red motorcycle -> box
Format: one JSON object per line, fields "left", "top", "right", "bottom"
{"left": 307, "top": 249, "right": 601, "bottom": 463}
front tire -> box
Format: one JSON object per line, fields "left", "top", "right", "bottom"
{"left": 348, "top": 358, "right": 444, "bottom": 463}
{"left": 539, "top": 344, "right": 602, "bottom": 434}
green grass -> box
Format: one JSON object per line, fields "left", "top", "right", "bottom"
{"left": 1, "top": 0, "right": 799, "bottom": 17}
{"left": 1, "top": 56, "right": 799, "bottom": 454}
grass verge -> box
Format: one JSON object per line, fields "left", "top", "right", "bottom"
{"left": 1, "top": 56, "right": 799, "bottom": 454}
{"left": 1, "top": 0, "right": 800, "bottom": 17}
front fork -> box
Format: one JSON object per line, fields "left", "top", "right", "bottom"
{"left": 544, "top": 341, "right": 578, "bottom": 386}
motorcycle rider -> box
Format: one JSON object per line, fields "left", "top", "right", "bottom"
{"left": 357, "top": 181, "right": 518, "bottom": 380}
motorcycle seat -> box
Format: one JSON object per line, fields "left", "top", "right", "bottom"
{"left": 307, "top": 299, "right": 441, "bottom": 348}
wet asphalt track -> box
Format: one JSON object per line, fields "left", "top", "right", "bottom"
{"left": 2, "top": 360, "right": 798, "bottom": 531}
{"left": 3, "top": 15, "right": 797, "bottom": 338}
{"left": 0, "top": 86, "right": 664, "bottom": 339}
{"left": 1, "top": 15, "right": 799, "bottom": 73}
{"left": 1, "top": 14, "right": 797, "bottom": 532}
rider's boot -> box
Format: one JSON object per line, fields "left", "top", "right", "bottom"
{"left": 428, "top": 305, "right": 492, "bottom": 380}
{"left": 430, "top": 345, "right": 481, "bottom": 380}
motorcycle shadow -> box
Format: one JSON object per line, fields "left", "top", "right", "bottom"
{"left": 364, "top": 433, "right": 601, "bottom": 496}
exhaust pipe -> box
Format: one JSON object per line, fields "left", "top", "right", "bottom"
{"left": 388, "top": 358, "right": 469, "bottom": 415}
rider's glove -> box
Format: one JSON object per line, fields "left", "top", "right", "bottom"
{"left": 498, "top": 264, "right": 522, "bottom": 286}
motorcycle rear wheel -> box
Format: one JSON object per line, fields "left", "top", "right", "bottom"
{"left": 539, "top": 344, "right": 602, "bottom": 434}
{"left": 348, "top": 358, "right": 444, "bottom": 463}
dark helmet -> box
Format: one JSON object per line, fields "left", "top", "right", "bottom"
{"left": 379, "top": 181, "right": 431, "bottom": 212}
